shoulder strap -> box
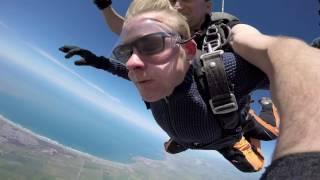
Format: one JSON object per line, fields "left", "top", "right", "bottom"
{"left": 210, "top": 12, "right": 239, "bottom": 25}
{"left": 194, "top": 21, "right": 242, "bottom": 144}
{"left": 208, "top": 12, "right": 240, "bottom": 51}
{"left": 200, "top": 24, "right": 238, "bottom": 115}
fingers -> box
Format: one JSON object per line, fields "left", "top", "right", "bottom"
{"left": 59, "top": 45, "right": 78, "bottom": 53}
{"left": 64, "top": 48, "right": 83, "bottom": 59}
{"left": 59, "top": 45, "right": 83, "bottom": 59}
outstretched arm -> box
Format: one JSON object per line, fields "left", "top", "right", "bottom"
{"left": 94, "top": 0, "right": 124, "bottom": 35}
{"left": 230, "top": 24, "right": 320, "bottom": 160}
{"left": 59, "top": 45, "right": 129, "bottom": 80}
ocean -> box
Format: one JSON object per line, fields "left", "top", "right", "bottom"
{"left": 0, "top": 93, "right": 164, "bottom": 163}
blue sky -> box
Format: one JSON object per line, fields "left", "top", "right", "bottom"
{"left": 0, "top": 0, "right": 319, "bottom": 175}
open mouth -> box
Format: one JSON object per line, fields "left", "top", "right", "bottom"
{"left": 137, "top": 79, "right": 153, "bottom": 85}
{"left": 138, "top": 80, "right": 151, "bottom": 84}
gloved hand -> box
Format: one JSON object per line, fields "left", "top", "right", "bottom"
{"left": 93, "top": 0, "right": 112, "bottom": 10}
{"left": 59, "top": 45, "right": 110, "bottom": 69}
{"left": 164, "top": 139, "right": 187, "bottom": 154}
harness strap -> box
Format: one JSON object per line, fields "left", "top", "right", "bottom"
{"left": 201, "top": 51, "right": 238, "bottom": 115}
{"left": 195, "top": 23, "right": 242, "bottom": 148}
{"left": 201, "top": 24, "right": 238, "bottom": 116}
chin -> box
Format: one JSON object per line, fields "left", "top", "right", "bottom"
{"left": 142, "top": 95, "right": 162, "bottom": 103}
{"left": 139, "top": 89, "right": 173, "bottom": 103}
{"left": 140, "top": 91, "right": 168, "bottom": 103}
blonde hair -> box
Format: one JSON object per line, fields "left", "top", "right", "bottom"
{"left": 125, "top": 0, "right": 174, "bottom": 19}
{"left": 125, "top": 7, "right": 191, "bottom": 41}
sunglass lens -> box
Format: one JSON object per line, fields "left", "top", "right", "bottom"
{"left": 113, "top": 45, "right": 132, "bottom": 63}
{"left": 136, "top": 33, "right": 165, "bottom": 55}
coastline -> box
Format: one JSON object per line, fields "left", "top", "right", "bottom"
{"left": 0, "top": 114, "right": 128, "bottom": 167}
{"left": 0, "top": 114, "right": 259, "bottom": 179}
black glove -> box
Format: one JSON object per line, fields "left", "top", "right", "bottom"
{"left": 164, "top": 139, "right": 187, "bottom": 154}
{"left": 59, "top": 45, "right": 110, "bottom": 69}
{"left": 94, "top": 0, "right": 112, "bottom": 10}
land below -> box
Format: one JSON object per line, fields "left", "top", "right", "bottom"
{"left": 0, "top": 115, "right": 258, "bottom": 180}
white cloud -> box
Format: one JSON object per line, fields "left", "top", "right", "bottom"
{"left": 0, "top": 31, "right": 165, "bottom": 137}
{"left": 26, "top": 43, "right": 121, "bottom": 104}
{"left": 25, "top": 44, "right": 164, "bottom": 137}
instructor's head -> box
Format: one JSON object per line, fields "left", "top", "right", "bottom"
{"left": 169, "top": 0, "right": 212, "bottom": 32}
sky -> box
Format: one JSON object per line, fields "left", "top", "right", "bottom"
{"left": 0, "top": 0, "right": 319, "bottom": 175}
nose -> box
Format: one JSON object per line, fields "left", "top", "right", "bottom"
{"left": 126, "top": 50, "right": 145, "bottom": 70}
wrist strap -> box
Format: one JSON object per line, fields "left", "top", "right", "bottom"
{"left": 94, "top": 0, "right": 112, "bottom": 10}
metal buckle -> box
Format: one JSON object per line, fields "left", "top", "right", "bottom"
{"left": 200, "top": 49, "right": 224, "bottom": 62}
{"left": 203, "top": 34, "right": 221, "bottom": 52}
{"left": 209, "top": 93, "right": 238, "bottom": 114}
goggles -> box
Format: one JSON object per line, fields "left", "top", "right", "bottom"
{"left": 112, "top": 32, "right": 184, "bottom": 64}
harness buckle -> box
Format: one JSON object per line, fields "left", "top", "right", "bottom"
{"left": 209, "top": 93, "right": 238, "bottom": 114}
{"left": 203, "top": 26, "right": 221, "bottom": 53}
{"left": 200, "top": 49, "right": 224, "bottom": 62}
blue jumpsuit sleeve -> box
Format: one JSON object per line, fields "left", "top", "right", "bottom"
{"left": 97, "top": 58, "right": 130, "bottom": 80}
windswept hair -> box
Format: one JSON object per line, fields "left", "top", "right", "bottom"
{"left": 125, "top": 0, "right": 174, "bottom": 19}
{"left": 125, "top": 3, "right": 191, "bottom": 40}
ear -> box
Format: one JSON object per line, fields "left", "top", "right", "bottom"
{"left": 182, "top": 40, "right": 197, "bottom": 63}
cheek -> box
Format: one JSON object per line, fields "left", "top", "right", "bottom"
{"left": 163, "top": 53, "right": 189, "bottom": 87}
{"left": 193, "top": 4, "right": 207, "bottom": 16}
{"left": 149, "top": 64, "right": 177, "bottom": 93}
{"left": 127, "top": 71, "right": 135, "bottom": 81}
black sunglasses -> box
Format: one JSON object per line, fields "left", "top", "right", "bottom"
{"left": 112, "top": 32, "right": 183, "bottom": 64}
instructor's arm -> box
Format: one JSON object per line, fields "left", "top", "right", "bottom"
{"left": 230, "top": 23, "right": 320, "bottom": 160}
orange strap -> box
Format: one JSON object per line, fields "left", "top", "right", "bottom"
{"left": 233, "top": 136, "right": 264, "bottom": 171}
{"left": 272, "top": 104, "right": 281, "bottom": 128}
{"left": 248, "top": 109, "right": 279, "bottom": 137}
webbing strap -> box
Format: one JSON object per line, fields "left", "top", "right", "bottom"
{"left": 200, "top": 24, "right": 238, "bottom": 115}
{"left": 189, "top": 20, "right": 243, "bottom": 150}
{"left": 198, "top": 23, "right": 242, "bottom": 144}
{"left": 201, "top": 51, "right": 238, "bottom": 114}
